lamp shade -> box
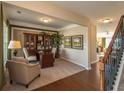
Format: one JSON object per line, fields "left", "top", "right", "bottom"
{"left": 8, "top": 40, "right": 21, "bottom": 49}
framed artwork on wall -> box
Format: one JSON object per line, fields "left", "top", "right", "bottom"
{"left": 72, "top": 35, "right": 83, "bottom": 49}
{"left": 64, "top": 36, "right": 72, "bottom": 48}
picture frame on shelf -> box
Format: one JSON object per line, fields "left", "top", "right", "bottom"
{"left": 72, "top": 35, "right": 83, "bottom": 49}
{"left": 63, "top": 36, "right": 72, "bottom": 48}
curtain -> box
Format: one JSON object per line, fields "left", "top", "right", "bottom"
{"left": 0, "top": 2, "right": 5, "bottom": 89}
{"left": 7, "top": 23, "right": 11, "bottom": 60}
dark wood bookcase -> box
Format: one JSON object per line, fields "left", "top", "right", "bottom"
{"left": 36, "top": 34, "right": 43, "bottom": 51}
{"left": 24, "top": 32, "right": 54, "bottom": 55}
{"left": 42, "top": 33, "right": 53, "bottom": 52}
{"left": 24, "top": 33, "right": 36, "bottom": 56}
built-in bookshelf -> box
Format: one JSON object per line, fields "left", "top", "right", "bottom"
{"left": 36, "top": 34, "right": 43, "bottom": 51}
{"left": 24, "top": 33, "right": 36, "bottom": 56}
{"left": 37, "top": 32, "right": 53, "bottom": 52}
{"left": 24, "top": 32, "right": 55, "bottom": 54}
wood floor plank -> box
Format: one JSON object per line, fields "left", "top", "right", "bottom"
{"left": 34, "top": 63, "right": 104, "bottom": 91}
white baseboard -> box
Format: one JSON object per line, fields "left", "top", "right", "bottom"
{"left": 60, "top": 56, "right": 90, "bottom": 70}
{"left": 91, "top": 59, "right": 99, "bottom": 64}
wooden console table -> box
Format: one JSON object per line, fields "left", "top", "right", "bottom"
{"left": 39, "top": 52, "right": 54, "bottom": 68}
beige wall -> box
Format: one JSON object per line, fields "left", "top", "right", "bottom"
{"left": 90, "top": 23, "right": 97, "bottom": 63}
{"left": 12, "top": 28, "right": 24, "bottom": 57}
{"left": 60, "top": 25, "right": 89, "bottom": 69}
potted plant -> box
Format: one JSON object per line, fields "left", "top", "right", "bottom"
{"left": 52, "top": 33, "right": 63, "bottom": 58}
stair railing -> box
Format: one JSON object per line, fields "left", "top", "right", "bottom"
{"left": 100, "top": 15, "right": 124, "bottom": 91}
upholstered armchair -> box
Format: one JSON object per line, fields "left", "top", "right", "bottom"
{"left": 23, "top": 48, "right": 37, "bottom": 62}
{"left": 6, "top": 60, "right": 41, "bottom": 88}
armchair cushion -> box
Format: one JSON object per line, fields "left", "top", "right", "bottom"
{"left": 27, "top": 56, "right": 37, "bottom": 62}
{"left": 23, "top": 48, "right": 37, "bottom": 62}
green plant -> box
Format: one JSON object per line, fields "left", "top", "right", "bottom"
{"left": 51, "top": 33, "right": 63, "bottom": 58}
{"left": 52, "top": 33, "right": 63, "bottom": 48}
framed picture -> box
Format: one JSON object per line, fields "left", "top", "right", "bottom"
{"left": 72, "top": 35, "right": 83, "bottom": 49}
{"left": 64, "top": 36, "right": 72, "bottom": 48}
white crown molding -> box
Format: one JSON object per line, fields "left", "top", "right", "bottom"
{"left": 58, "top": 24, "right": 81, "bottom": 31}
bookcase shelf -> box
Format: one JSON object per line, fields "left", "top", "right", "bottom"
{"left": 24, "top": 32, "right": 55, "bottom": 55}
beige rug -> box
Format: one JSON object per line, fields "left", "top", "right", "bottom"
{"left": 2, "top": 58, "right": 85, "bottom": 91}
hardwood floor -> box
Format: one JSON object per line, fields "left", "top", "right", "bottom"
{"left": 34, "top": 63, "right": 104, "bottom": 91}
{"left": 2, "top": 59, "right": 85, "bottom": 91}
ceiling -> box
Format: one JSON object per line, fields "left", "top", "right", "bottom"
{"left": 4, "top": 3, "right": 73, "bottom": 29}
{"left": 4, "top": 1, "right": 124, "bottom": 33}
{"left": 51, "top": 1, "right": 124, "bottom": 23}
{"left": 50, "top": 1, "right": 124, "bottom": 32}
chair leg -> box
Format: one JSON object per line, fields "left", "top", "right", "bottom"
{"left": 10, "top": 80, "right": 13, "bottom": 84}
{"left": 25, "top": 74, "right": 40, "bottom": 88}
{"left": 38, "top": 74, "right": 40, "bottom": 77}
{"left": 26, "top": 84, "right": 29, "bottom": 88}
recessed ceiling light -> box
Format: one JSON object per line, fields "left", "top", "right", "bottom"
{"left": 40, "top": 17, "right": 51, "bottom": 23}
{"left": 17, "top": 10, "right": 21, "bottom": 14}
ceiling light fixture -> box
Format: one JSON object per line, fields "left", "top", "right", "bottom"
{"left": 43, "top": 19, "right": 49, "bottom": 23}
{"left": 98, "top": 18, "right": 113, "bottom": 23}
{"left": 40, "top": 17, "right": 51, "bottom": 23}
{"left": 102, "top": 19, "right": 112, "bottom": 23}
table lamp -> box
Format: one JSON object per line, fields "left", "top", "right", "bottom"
{"left": 8, "top": 40, "right": 21, "bottom": 56}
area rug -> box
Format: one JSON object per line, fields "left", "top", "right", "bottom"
{"left": 2, "top": 58, "right": 85, "bottom": 91}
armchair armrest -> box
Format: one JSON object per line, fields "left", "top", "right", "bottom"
{"left": 27, "top": 63, "right": 40, "bottom": 67}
